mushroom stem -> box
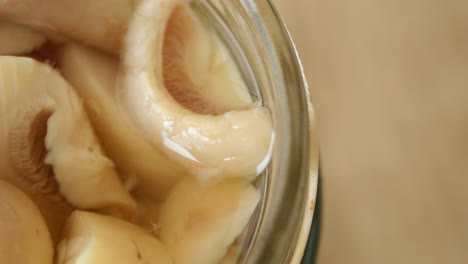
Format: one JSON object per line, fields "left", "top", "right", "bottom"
{"left": 56, "top": 43, "right": 186, "bottom": 201}
{"left": 0, "top": 21, "right": 45, "bottom": 55}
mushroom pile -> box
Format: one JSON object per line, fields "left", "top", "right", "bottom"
{"left": 0, "top": 0, "right": 273, "bottom": 263}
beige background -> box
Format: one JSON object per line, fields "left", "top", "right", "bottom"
{"left": 273, "top": 1, "right": 468, "bottom": 263}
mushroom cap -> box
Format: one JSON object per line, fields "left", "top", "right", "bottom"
{"left": 57, "top": 43, "right": 186, "bottom": 200}
{"left": 0, "top": 0, "right": 137, "bottom": 53}
{"left": 57, "top": 210, "right": 172, "bottom": 264}
{"left": 0, "top": 56, "right": 137, "bottom": 239}
{"left": 163, "top": 5, "right": 253, "bottom": 115}
{"left": 0, "top": 179, "right": 53, "bottom": 264}
{"left": 159, "top": 177, "right": 260, "bottom": 264}
{"left": 118, "top": 0, "right": 274, "bottom": 181}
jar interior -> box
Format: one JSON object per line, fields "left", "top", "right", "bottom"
{"left": 192, "top": 1, "right": 317, "bottom": 263}
{"left": 191, "top": 2, "right": 270, "bottom": 262}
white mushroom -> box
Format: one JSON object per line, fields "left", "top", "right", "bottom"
{"left": 0, "top": 179, "right": 53, "bottom": 264}
{"left": 56, "top": 43, "right": 185, "bottom": 200}
{"left": 118, "top": 0, "right": 274, "bottom": 181}
{"left": 57, "top": 210, "right": 172, "bottom": 264}
{"left": 0, "top": 0, "right": 139, "bottom": 53}
{"left": 159, "top": 178, "right": 260, "bottom": 264}
{"left": 0, "top": 21, "right": 45, "bottom": 55}
{"left": 163, "top": 5, "right": 253, "bottom": 115}
{"left": 0, "top": 56, "right": 137, "bottom": 239}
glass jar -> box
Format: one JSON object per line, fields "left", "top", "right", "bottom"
{"left": 192, "top": 1, "right": 319, "bottom": 263}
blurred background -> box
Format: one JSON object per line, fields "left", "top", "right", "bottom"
{"left": 273, "top": 1, "right": 468, "bottom": 263}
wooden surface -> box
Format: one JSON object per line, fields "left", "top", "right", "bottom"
{"left": 273, "top": 1, "right": 468, "bottom": 263}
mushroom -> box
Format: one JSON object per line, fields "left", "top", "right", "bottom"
{"left": 55, "top": 2, "right": 257, "bottom": 197}
{"left": 0, "top": 0, "right": 139, "bottom": 54}
{"left": 57, "top": 210, "right": 172, "bottom": 264}
{"left": 0, "top": 56, "right": 137, "bottom": 240}
{"left": 0, "top": 21, "right": 45, "bottom": 55}
{"left": 118, "top": 0, "right": 274, "bottom": 181}
{"left": 159, "top": 177, "right": 260, "bottom": 264}
{"left": 163, "top": 5, "right": 253, "bottom": 115}
{"left": 5, "top": 99, "right": 73, "bottom": 242}
{"left": 56, "top": 43, "right": 185, "bottom": 200}
{"left": 0, "top": 179, "right": 53, "bottom": 264}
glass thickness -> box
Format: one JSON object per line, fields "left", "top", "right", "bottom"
{"left": 192, "top": 1, "right": 319, "bottom": 263}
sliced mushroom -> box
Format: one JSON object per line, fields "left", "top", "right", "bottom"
{"left": 118, "top": 0, "right": 274, "bottom": 181}
{"left": 159, "top": 177, "right": 260, "bottom": 264}
{"left": 0, "top": 21, "right": 45, "bottom": 55}
{"left": 0, "top": 0, "right": 138, "bottom": 54}
{"left": 57, "top": 210, "right": 172, "bottom": 264}
{"left": 0, "top": 179, "right": 53, "bottom": 264}
{"left": 56, "top": 43, "right": 185, "bottom": 200}
{"left": 0, "top": 56, "right": 137, "bottom": 237}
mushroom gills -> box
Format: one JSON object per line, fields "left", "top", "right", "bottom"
{"left": 0, "top": 21, "right": 46, "bottom": 55}
{"left": 9, "top": 103, "right": 60, "bottom": 201}
{"left": 118, "top": 0, "right": 274, "bottom": 181}
{"left": 159, "top": 177, "right": 260, "bottom": 264}
{"left": 57, "top": 210, "right": 172, "bottom": 264}
{"left": 0, "top": 179, "right": 53, "bottom": 264}
{"left": 0, "top": 56, "right": 137, "bottom": 233}
{"left": 163, "top": 5, "right": 253, "bottom": 115}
